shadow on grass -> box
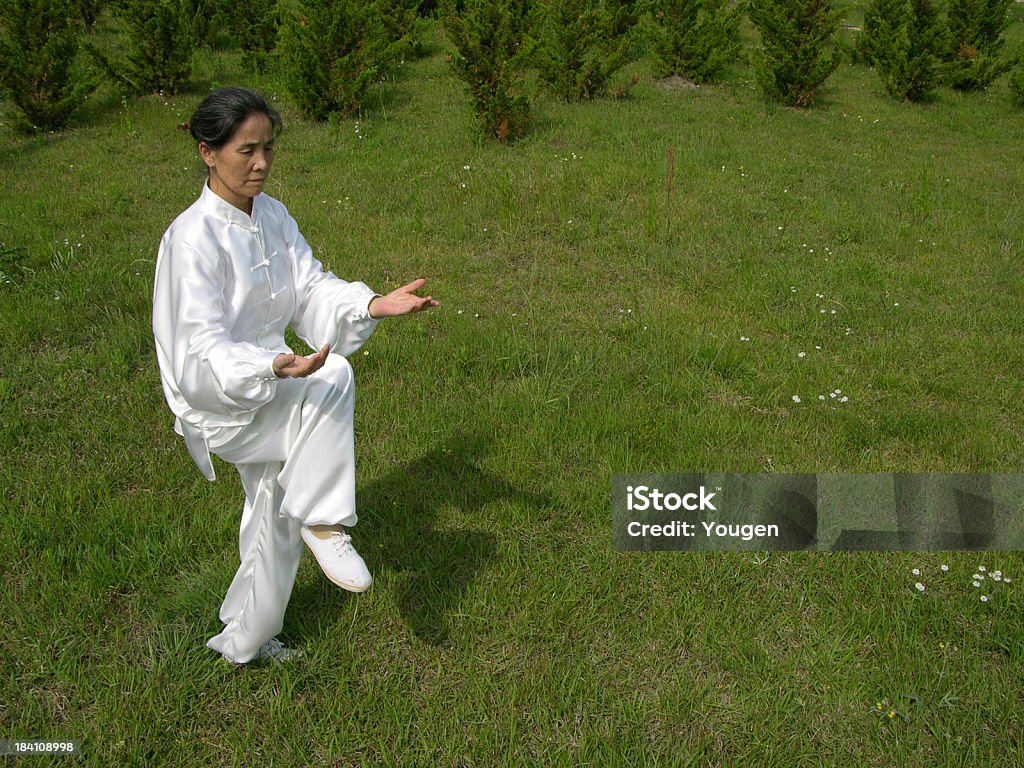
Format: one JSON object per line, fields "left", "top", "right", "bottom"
{"left": 291, "top": 432, "right": 550, "bottom": 646}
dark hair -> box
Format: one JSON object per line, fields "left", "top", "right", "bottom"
{"left": 188, "top": 86, "right": 282, "bottom": 149}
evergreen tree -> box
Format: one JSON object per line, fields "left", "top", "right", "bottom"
{"left": 648, "top": 0, "right": 743, "bottom": 83}
{"left": 377, "top": 0, "right": 424, "bottom": 59}
{"left": 89, "top": 0, "right": 194, "bottom": 94}
{"left": 531, "top": 0, "right": 639, "bottom": 101}
{"left": 944, "top": 0, "right": 1013, "bottom": 90}
{"left": 185, "top": 0, "right": 223, "bottom": 49}
{"left": 279, "top": 0, "right": 406, "bottom": 121}
{"left": 441, "top": 0, "right": 533, "bottom": 141}
{"left": 232, "top": 0, "right": 281, "bottom": 73}
{"left": 1009, "top": 60, "right": 1024, "bottom": 107}
{"left": 0, "top": 0, "right": 96, "bottom": 132}
{"left": 749, "top": 0, "right": 839, "bottom": 107}
{"left": 74, "top": 0, "right": 106, "bottom": 30}
{"left": 859, "top": 0, "right": 944, "bottom": 101}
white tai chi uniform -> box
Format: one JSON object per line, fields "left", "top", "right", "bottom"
{"left": 152, "top": 182, "right": 378, "bottom": 663}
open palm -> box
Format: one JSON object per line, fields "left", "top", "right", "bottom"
{"left": 368, "top": 278, "right": 439, "bottom": 318}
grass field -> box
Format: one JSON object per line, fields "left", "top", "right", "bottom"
{"left": 2, "top": 9, "right": 1023, "bottom": 766}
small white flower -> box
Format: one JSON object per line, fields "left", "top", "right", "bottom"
{"left": 792, "top": 395, "right": 801, "bottom": 403}
{"left": 940, "top": 564, "right": 949, "bottom": 572}
{"left": 463, "top": 165, "right": 471, "bottom": 170}
{"left": 911, "top": 568, "right": 921, "bottom": 576}
{"left": 981, "top": 595, "right": 989, "bottom": 602}
{"left": 839, "top": 396, "right": 849, "bottom": 403}
{"left": 978, "top": 566, "right": 987, "bottom": 572}
{"left": 798, "top": 352, "right": 806, "bottom": 358}
{"left": 993, "top": 570, "right": 1002, "bottom": 577}
{"left": 973, "top": 581, "right": 982, "bottom": 588}
{"left": 457, "top": 309, "right": 464, "bottom": 315}
{"left": 992, "top": 574, "right": 1002, "bottom": 582}
{"left": 818, "top": 395, "right": 825, "bottom": 401}
{"left": 915, "top": 582, "right": 925, "bottom": 592}
{"left": 1004, "top": 577, "right": 1012, "bottom": 583}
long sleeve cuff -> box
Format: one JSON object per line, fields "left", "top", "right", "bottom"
{"left": 259, "top": 348, "right": 281, "bottom": 380}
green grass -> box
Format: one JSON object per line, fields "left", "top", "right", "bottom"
{"left": 2, "top": 11, "right": 1023, "bottom": 767}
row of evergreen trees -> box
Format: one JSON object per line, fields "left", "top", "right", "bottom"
{"left": 1, "top": 0, "right": 1022, "bottom": 138}
{"left": 859, "top": 0, "right": 1017, "bottom": 100}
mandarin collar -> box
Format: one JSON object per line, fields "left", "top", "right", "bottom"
{"left": 199, "top": 181, "right": 263, "bottom": 228}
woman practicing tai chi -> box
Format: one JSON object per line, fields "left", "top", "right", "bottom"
{"left": 153, "top": 87, "right": 437, "bottom": 664}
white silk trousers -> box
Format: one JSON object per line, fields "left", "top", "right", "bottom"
{"left": 202, "top": 354, "right": 358, "bottom": 663}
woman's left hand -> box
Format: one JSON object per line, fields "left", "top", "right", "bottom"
{"left": 368, "top": 278, "right": 439, "bottom": 319}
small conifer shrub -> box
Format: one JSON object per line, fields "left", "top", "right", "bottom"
{"left": 232, "top": 0, "right": 281, "bottom": 73}
{"left": 1010, "top": 61, "right": 1024, "bottom": 108}
{"left": 441, "top": 0, "right": 533, "bottom": 141}
{"left": 943, "top": 0, "right": 1014, "bottom": 90}
{"left": 74, "top": 0, "right": 106, "bottom": 30}
{"left": 0, "top": 0, "right": 96, "bottom": 132}
{"left": 89, "top": 0, "right": 194, "bottom": 94}
{"left": 531, "top": 0, "right": 639, "bottom": 101}
{"left": 377, "top": 0, "right": 424, "bottom": 59}
{"left": 859, "top": 0, "right": 944, "bottom": 101}
{"left": 749, "top": 0, "right": 839, "bottom": 107}
{"left": 280, "top": 0, "right": 406, "bottom": 121}
{"left": 648, "top": 0, "right": 743, "bottom": 84}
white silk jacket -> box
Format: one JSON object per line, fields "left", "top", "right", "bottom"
{"left": 153, "top": 183, "right": 379, "bottom": 480}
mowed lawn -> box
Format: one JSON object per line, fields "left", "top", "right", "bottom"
{"left": 1, "top": 11, "right": 1023, "bottom": 766}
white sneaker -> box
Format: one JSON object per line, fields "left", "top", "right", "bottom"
{"left": 255, "top": 637, "right": 302, "bottom": 662}
{"left": 300, "top": 525, "right": 372, "bottom": 593}
{"left": 225, "top": 637, "right": 302, "bottom": 665}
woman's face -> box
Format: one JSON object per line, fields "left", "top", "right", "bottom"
{"left": 200, "top": 113, "right": 275, "bottom": 213}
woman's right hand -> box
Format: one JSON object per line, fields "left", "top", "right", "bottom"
{"left": 273, "top": 343, "right": 330, "bottom": 378}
